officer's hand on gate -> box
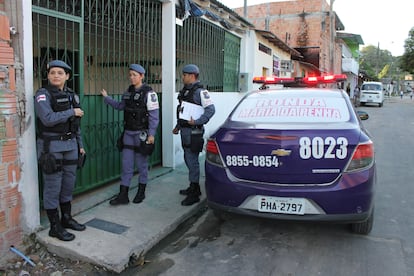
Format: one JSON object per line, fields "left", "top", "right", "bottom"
{"left": 74, "top": 108, "right": 84, "bottom": 117}
{"left": 100, "top": 89, "right": 108, "bottom": 97}
{"left": 172, "top": 128, "right": 179, "bottom": 135}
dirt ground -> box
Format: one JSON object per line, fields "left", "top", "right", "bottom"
{"left": 0, "top": 234, "right": 111, "bottom": 276}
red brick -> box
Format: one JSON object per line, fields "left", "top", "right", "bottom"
{"left": 0, "top": 93, "right": 18, "bottom": 114}
{"left": 0, "top": 163, "right": 6, "bottom": 187}
{"left": 0, "top": 15, "right": 10, "bottom": 41}
{"left": 4, "top": 228, "right": 23, "bottom": 247}
{"left": 1, "top": 140, "right": 18, "bottom": 163}
{"left": 9, "top": 204, "right": 21, "bottom": 228}
{"left": 7, "top": 162, "right": 21, "bottom": 185}
{"left": 8, "top": 67, "right": 15, "bottom": 91}
{"left": 0, "top": 42, "right": 14, "bottom": 65}
{"left": 0, "top": 210, "right": 6, "bottom": 232}
{"left": 5, "top": 115, "right": 17, "bottom": 137}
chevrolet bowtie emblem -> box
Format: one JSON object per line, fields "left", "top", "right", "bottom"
{"left": 271, "top": 149, "right": 291, "bottom": 156}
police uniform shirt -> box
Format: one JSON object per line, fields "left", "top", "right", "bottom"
{"left": 103, "top": 86, "right": 160, "bottom": 136}
{"left": 35, "top": 87, "right": 83, "bottom": 152}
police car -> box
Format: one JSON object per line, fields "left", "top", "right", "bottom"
{"left": 205, "top": 75, "right": 375, "bottom": 234}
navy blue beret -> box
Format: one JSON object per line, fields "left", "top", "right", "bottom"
{"left": 129, "top": 64, "right": 145, "bottom": 74}
{"left": 182, "top": 64, "right": 199, "bottom": 74}
{"left": 47, "top": 60, "right": 71, "bottom": 72}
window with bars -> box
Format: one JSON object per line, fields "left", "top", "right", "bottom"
{"left": 281, "top": 60, "right": 293, "bottom": 72}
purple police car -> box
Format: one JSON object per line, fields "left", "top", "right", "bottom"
{"left": 205, "top": 75, "right": 375, "bottom": 234}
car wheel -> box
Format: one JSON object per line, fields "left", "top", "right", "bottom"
{"left": 379, "top": 102, "right": 383, "bottom": 107}
{"left": 350, "top": 208, "right": 374, "bottom": 235}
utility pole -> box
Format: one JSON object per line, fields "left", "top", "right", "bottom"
{"left": 244, "top": 0, "right": 247, "bottom": 18}
{"left": 330, "top": 0, "right": 335, "bottom": 74}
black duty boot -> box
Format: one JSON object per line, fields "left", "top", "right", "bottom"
{"left": 46, "top": 209, "right": 75, "bottom": 241}
{"left": 110, "top": 185, "right": 130, "bottom": 205}
{"left": 181, "top": 183, "right": 201, "bottom": 206}
{"left": 133, "top": 183, "right": 146, "bottom": 204}
{"left": 60, "top": 201, "right": 86, "bottom": 231}
{"left": 179, "top": 182, "right": 202, "bottom": 196}
{"left": 179, "top": 185, "right": 191, "bottom": 195}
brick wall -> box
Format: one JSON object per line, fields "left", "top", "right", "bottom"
{"left": 0, "top": 8, "right": 23, "bottom": 263}
{"left": 235, "top": 0, "right": 340, "bottom": 74}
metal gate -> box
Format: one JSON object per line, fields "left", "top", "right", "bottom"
{"left": 32, "top": 0, "right": 163, "bottom": 197}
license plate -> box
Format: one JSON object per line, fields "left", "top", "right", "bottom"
{"left": 367, "top": 99, "right": 373, "bottom": 102}
{"left": 258, "top": 196, "right": 305, "bottom": 215}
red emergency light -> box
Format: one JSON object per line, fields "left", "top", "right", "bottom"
{"left": 253, "top": 76, "right": 295, "bottom": 84}
{"left": 303, "top": 74, "right": 347, "bottom": 84}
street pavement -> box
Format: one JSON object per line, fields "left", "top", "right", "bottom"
{"left": 36, "top": 163, "right": 206, "bottom": 273}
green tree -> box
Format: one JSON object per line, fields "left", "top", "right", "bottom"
{"left": 359, "top": 45, "right": 394, "bottom": 80}
{"left": 399, "top": 27, "right": 414, "bottom": 74}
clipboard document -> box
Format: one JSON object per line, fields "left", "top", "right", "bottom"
{"left": 179, "top": 101, "right": 204, "bottom": 121}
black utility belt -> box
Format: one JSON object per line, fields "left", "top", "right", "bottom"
{"left": 41, "top": 132, "right": 75, "bottom": 141}
{"left": 179, "top": 123, "right": 203, "bottom": 129}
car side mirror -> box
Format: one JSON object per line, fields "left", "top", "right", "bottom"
{"left": 357, "top": 110, "right": 369, "bottom": 120}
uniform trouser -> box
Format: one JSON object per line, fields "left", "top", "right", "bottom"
{"left": 180, "top": 128, "right": 200, "bottom": 183}
{"left": 121, "top": 130, "right": 149, "bottom": 186}
{"left": 42, "top": 149, "right": 78, "bottom": 209}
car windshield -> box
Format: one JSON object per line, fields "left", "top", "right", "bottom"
{"left": 230, "top": 91, "right": 350, "bottom": 123}
{"left": 362, "top": 84, "right": 382, "bottom": 91}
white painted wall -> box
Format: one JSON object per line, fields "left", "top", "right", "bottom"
{"left": 172, "top": 92, "right": 246, "bottom": 166}
{"left": 21, "top": 0, "right": 41, "bottom": 231}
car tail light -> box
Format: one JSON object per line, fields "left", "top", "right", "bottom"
{"left": 345, "top": 141, "right": 374, "bottom": 172}
{"left": 206, "top": 139, "right": 224, "bottom": 167}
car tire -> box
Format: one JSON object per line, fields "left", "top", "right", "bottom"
{"left": 379, "top": 102, "right": 383, "bottom": 107}
{"left": 350, "top": 208, "right": 374, "bottom": 235}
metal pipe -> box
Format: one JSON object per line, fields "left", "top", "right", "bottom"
{"left": 9, "top": 246, "right": 36, "bottom": 267}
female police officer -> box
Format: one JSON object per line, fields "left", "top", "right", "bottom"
{"left": 35, "top": 60, "right": 86, "bottom": 241}
{"left": 101, "top": 64, "right": 159, "bottom": 206}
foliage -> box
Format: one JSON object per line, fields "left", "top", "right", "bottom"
{"left": 399, "top": 27, "right": 414, "bottom": 74}
{"left": 359, "top": 45, "right": 396, "bottom": 80}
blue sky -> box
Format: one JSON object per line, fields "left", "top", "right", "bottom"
{"left": 218, "top": 0, "right": 412, "bottom": 56}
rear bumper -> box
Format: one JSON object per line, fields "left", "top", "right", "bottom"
{"left": 208, "top": 200, "right": 372, "bottom": 223}
{"left": 205, "top": 163, "right": 375, "bottom": 221}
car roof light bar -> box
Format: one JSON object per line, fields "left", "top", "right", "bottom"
{"left": 253, "top": 74, "right": 347, "bottom": 88}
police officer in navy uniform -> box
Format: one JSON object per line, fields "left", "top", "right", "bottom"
{"left": 101, "top": 64, "right": 160, "bottom": 205}
{"left": 173, "top": 64, "right": 215, "bottom": 206}
{"left": 35, "top": 60, "right": 86, "bottom": 242}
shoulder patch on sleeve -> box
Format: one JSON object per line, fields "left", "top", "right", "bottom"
{"left": 200, "top": 89, "right": 213, "bottom": 108}
{"left": 36, "top": 94, "right": 46, "bottom": 102}
{"left": 147, "top": 91, "right": 159, "bottom": 110}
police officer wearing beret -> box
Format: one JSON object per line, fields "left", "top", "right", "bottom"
{"left": 101, "top": 64, "right": 160, "bottom": 205}
{"left": 35, "top": 60, "right": 86, "bottom": 241}
{"left": 173, "top": 64, "right": 215, "bottom": 206}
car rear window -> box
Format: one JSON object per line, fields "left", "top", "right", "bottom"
{"left": 230, "top": 92, "right": 350, "bottom": 123}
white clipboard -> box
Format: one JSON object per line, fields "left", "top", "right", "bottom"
{"left": 179, "top": 101, "right": 204, "bottom": 121}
